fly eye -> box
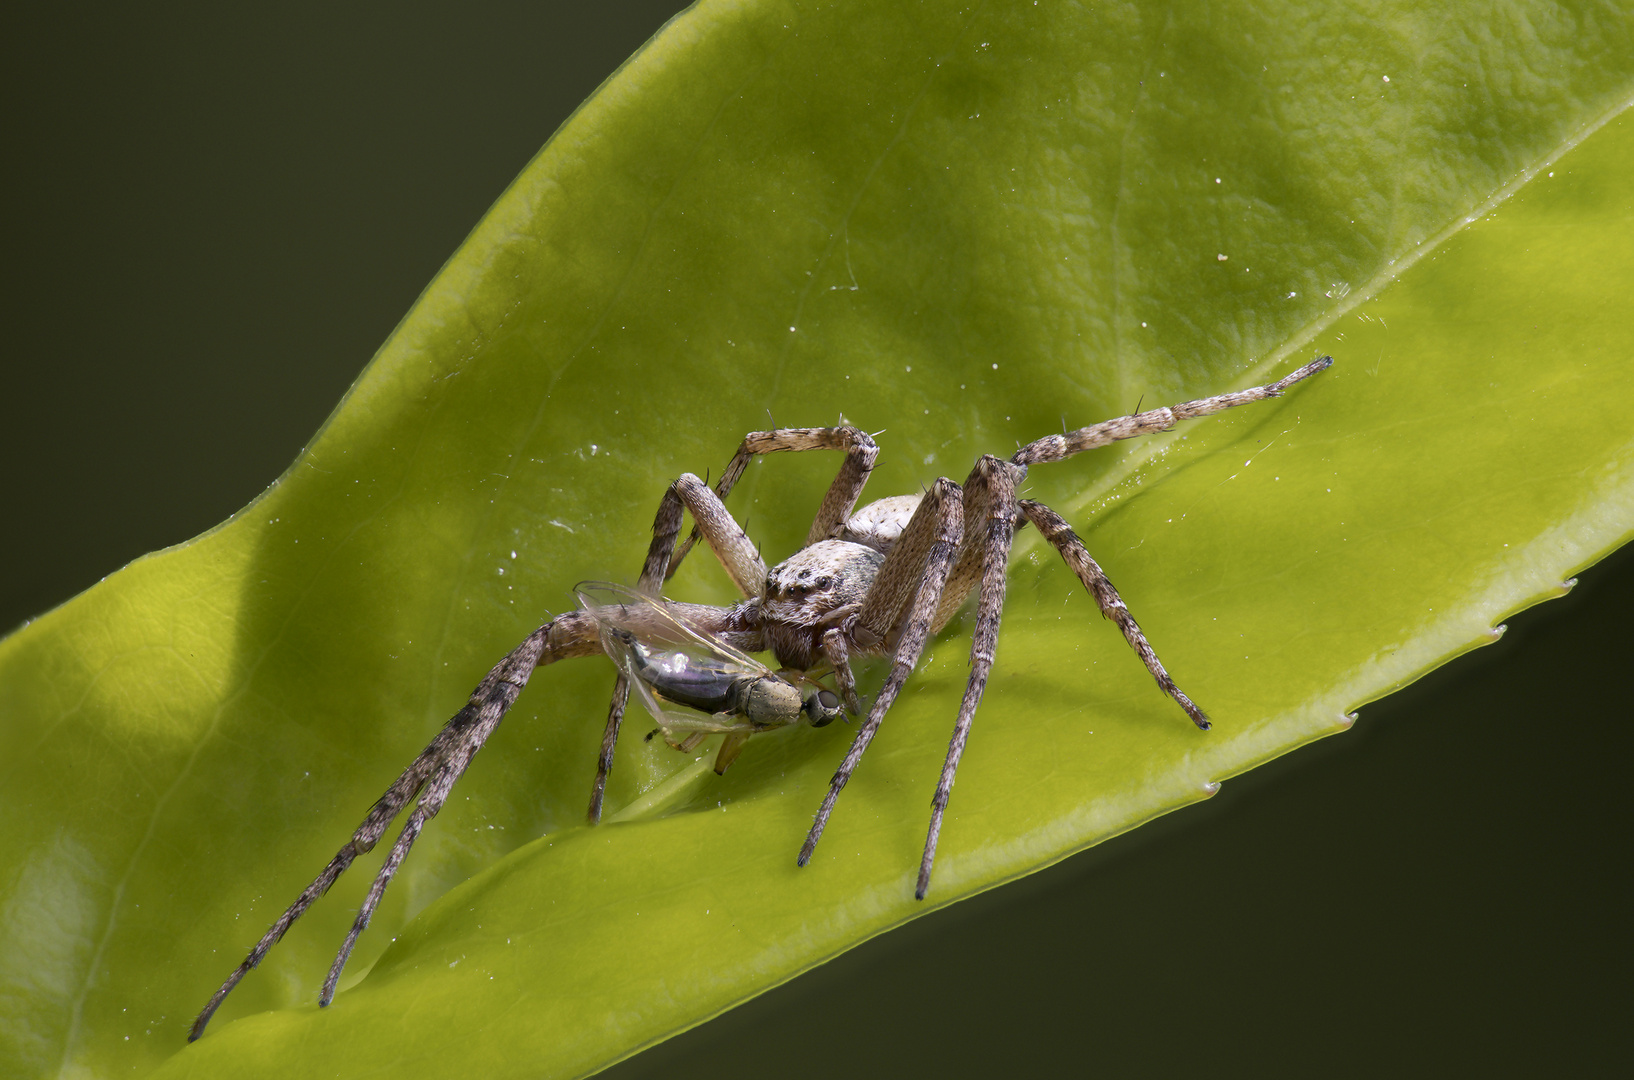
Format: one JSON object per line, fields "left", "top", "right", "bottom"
{"left": 807, "top": 688, "right": 843, "bottom": 727}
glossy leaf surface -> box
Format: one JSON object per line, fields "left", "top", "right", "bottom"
{"left": 2, "top": 2, "right": 1632, "bottom": 1077}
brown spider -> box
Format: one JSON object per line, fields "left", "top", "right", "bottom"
{"left": 190, "top": 355, "right": 1332, "bottom": 1040}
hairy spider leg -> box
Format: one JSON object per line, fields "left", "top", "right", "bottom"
{"left": 928, "top": 456, "right": 1022, "bottom": 633}
{"left": 1020, "top": 499, "right": 1208, "bottom": 729}
{"left": 588, "top": 672, "right": 633, "bottom": 825}
{"left": 587, "top": 472, "right": 769, "bottom": 823}
{"left": 644, "top": 473, "right": 769, "bottom": 596}
{"left": 818, "top": 626, "right": 862, "bottom": 713}
{"left": 799, "top": 478, "right": 965, "bottom": 868}
{"left": 321, "top": 731, "right": 470, "bottom": 1005}
{"left": 668, "top": 426, "right": 880, "bottom": 577}
{"left": 190, "top": 615, "right": 604, "bottom": 1041}
{"left": 1011, "top": 356, "right": 1332, "bottom": 467}
{"left": 917, "top": 455, "right": 1022, "bottom": 898}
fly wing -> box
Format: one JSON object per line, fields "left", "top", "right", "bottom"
{"left": 599, "top": 625, "right": 698, "bottom": 734}
{"left": 574, "top": 581, "right": 770, "bottom": 675}
{"left": 574, "top": 581, "right": 768, "bottom": 733}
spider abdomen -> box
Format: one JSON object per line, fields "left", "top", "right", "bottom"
{"left": 836, "top": 494, "right": 922, "bottom": 552}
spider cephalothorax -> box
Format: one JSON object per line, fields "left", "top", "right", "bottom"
{"left": 756, "top": 538, "right": 885, "bottom": 666}
{"left": 191, "top": 356, "right": 1332, "bottom": 1040}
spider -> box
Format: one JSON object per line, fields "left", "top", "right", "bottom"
{"left": 190, "top": 355, "right": 1332, "bottom": 1040}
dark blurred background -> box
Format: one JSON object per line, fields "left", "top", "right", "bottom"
{"left": 3, "top": 3, "right": 1628, "bottom": 1076}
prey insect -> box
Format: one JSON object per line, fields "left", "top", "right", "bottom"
{"left": 577, "top": 581, "right": 845, "bottom": 774}
{"left": 191, "top": 356, "right": 1332, "bottom": 1040}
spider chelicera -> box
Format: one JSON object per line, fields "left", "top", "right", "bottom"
{"left": 191, "top": 355, "right": 1332, "bottom": 1040}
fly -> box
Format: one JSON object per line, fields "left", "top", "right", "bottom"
{"left": 576, "top": 581, "right": 844, "bottom": 773}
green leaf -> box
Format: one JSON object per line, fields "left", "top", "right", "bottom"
{"left": 4, "top": 2, "right": 1632, "bottom": 1077}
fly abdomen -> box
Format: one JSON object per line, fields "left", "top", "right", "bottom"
{"left": 615, "top": 629, "right": 749, "bottom": 714}
{"left": 610, "top": 627, "right": 804, "bottom": 725}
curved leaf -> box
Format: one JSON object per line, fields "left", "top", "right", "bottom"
{"left": 3, "top": 1, "right": 1632, "bottom": 1078}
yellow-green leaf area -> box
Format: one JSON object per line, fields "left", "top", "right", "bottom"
{"left": 2, "top": 1, "right": 1632, "bottom": 1078}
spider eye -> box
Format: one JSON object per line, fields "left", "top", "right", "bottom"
{"left": 815, "top": 576, "right": 832, "bottom": 590}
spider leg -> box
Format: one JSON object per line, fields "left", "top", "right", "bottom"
{"left": 321, "top": 748, "right": 460, "bottom": 1005}
{"left": 819, "top": 627, "right": 863, "bottom": 714}
{"left": 1019, "top": 499, "right": 1209, "bottom": 730}
{"left": 586, "top": 472, "right": 769, "bottom": 823}
{"left": 798, "top": 478, "right": 964, "bottom": 867}
{"left": 190, "top": 613, "right": 602, "bottom": 1040}
{"left": 643, "top": 472, "right": 769, "bottom": 597}
{"left": 917, "top": 456, "right": 1022, "bottom": 898}
{"left": 670, "top": 426, "right": 879, "bottom": 574}
{"left": 586, "top": 674, "right": 633, "bottom": 827}
{"left": 1011, "top": 356, "right": 1331, "bottom": 467}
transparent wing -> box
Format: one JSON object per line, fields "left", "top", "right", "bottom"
{"left": 576, "top": 581, "right": 769, "bottom": 671}
{"left": 575, "top": 581, "right": 771, "bottom": 733}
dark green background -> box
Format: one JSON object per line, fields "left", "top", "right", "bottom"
{"left": 3, "top": 3, "right": 1627, "bottom": 1076}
